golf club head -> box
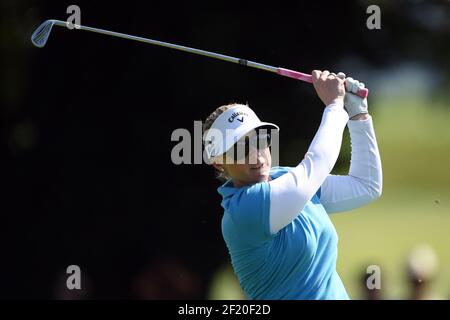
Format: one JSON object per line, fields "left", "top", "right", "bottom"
{"left": 31, "top": 20, "right": 56, "bottom": 48}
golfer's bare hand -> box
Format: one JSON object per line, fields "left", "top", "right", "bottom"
{"left": 311, "top": 70, "right": 345, "bottom": 106}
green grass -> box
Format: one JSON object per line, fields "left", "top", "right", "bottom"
{"left": 334, "top": 99, "right": 450, "bottom": 299}
{"left": 208, "top": 99, "right": 450, "bottom": 299}
{"left": 333, "top": 187, "right": 450, "bottom": 299}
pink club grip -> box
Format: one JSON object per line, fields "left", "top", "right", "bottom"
{"left": 277, "top": 68, "right": 369, "bottom": 99}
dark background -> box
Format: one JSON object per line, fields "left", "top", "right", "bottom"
{"left": 1, "top": 0, "right": 449, "bottom": 298}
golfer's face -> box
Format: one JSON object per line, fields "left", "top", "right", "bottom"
{"left": 224, "top": 131, "right": 272, "bottom": 187}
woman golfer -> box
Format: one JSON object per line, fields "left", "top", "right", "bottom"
{"left": 202, "top": 70, "right": 382, "bottom": 299}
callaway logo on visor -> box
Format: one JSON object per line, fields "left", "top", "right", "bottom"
{"left": 228, "top": 111, "right": 248, "bottom": 123}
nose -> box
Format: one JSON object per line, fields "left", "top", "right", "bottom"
{"left": 257, "top": 150, "right": 266, "bottom": 164}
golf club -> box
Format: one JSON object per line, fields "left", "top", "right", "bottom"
{"left": 31, "top": 19, "right": 369, "bottom": 98}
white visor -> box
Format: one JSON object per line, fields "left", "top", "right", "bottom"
{"left": 203, "top": 104, "right": 279, "bottom": 160}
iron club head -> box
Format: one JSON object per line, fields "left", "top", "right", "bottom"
{"left": 31, "top": 19, "right": 57, "bottom": 48}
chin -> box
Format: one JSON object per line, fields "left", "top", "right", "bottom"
{"left": 251, "top": 171, "right": 270, "bottom": 182}
{"left": 257, "top": 175, "right": 269, "bottom": 183}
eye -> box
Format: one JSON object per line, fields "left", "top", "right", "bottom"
{"left": 232, "top": 137, "right": 250, "bottom": 161}
{"left": 257, "top": 133, "right": 271, "bottom": 149}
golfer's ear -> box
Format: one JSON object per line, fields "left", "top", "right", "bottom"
{"left": 212, "top": 163, "right": 225, "bottom": 172}
{"left": 209, "top": 154, "right": 225, "bottom": 166}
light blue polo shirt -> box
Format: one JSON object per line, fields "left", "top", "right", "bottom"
{"left": 218, "top": 166, "right": 349, "bottom": 300}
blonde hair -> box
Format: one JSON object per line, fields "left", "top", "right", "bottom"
{"left": 203, "top": 102, "right": 245, "bottom": 181}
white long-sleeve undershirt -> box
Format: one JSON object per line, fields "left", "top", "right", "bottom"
{"left": 269, "top": 103, "right": 382, "bottom": 234}
{"left": 319, "top": 116, "right": 382, "bottom": 213}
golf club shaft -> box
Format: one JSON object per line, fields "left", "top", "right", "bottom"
{"left": 39, "top": 20, "right": 369, "bottom": 98}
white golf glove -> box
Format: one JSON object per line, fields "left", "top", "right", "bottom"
{"left": 336, "top": 73, "right": 368, "bottom": 118}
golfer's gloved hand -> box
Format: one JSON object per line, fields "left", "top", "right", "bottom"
{"left": 335, "top": 73, "right": 368, "bottom": 118}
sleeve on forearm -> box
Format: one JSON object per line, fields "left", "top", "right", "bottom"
{"left": 268, "top": 103, "right": 349, "bottom": 234}
{"left": 319, "top": 116, "right": 383, "bottom": 213}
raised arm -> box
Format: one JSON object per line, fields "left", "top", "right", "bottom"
{"left": 268, "top": 70, "right": 349, "bottom": 234}
{"left": 319, "top": 77, "right": 383, "bottom": 213}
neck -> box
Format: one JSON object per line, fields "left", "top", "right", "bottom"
{"left": 232, "top": 176, "right": 272, "bottom": 188}
{"left": 232, "top": 179, "right": 247, "bottom": 188}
